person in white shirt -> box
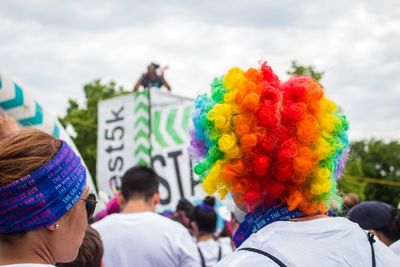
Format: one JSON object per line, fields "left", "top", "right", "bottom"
{"left": 93, "top": 166, "right": 200, "bottom": 267}
{"left": 347, "top": 200, "right": 400, "bottom": 256}
{"left": 218, "top": 216, "right": 400, "bottom": 266}
{"left": 391, "top": 239, "right": 400, "bottom": 255}
{"left": 190, "top": 197, "right": 233, "bottom": 267}
{"left": 188, "top": 62, "right": 400, "bottom": 266}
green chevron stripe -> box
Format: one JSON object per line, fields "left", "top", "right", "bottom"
{"left": 167, "top": 108, "right": 184, "bottom": 144}
{"left": 19, "top": 102, "right": 43, "bottom": 126}
{"left": 133, "top": 91, "right": 150, "bottom": 166}
{"left": 134, "top": 144, "right": 150, "bottom": 156}
{"left": 0, "top": 75, "right": 2, "bottom": 90}
{"left": 153, "top": 110, "right": 168, "bottom": 147}
{"left": 135, "top": 130, "right": 149, "bottom": 142}
{"left": 137, "top": 158, "right": 149, "bottom": 166}
{"left": 0, "top": 83, "right": 24, "bottom": 110}
{"left": 135, "top": 102, "right": 149, "bottom": 113}
{"left": 135, "top": 117, "right": 149, "bottom": 128}
{"left": 53, "top": 124, "right": 60, "bottom": 138}
{"left": 134, "top": 90, "right": 149, "bottom": 100}
{"left": 182, "top": 106, "right": 192, "bottom": 133}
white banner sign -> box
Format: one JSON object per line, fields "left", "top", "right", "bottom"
{"left": 97, "top": 89, "right": 204, "bottom": 210}
{"left": 97, "top": 94, "right": 136, "bottom": 197}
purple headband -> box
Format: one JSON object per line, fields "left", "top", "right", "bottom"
{"left": 200, "top": 203, "right": 215, "bottom": 213}
{"left": 0, "top": 141, "right": 87, "bottom": 234}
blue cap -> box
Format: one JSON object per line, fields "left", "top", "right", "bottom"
{"left": 347, "top": 201, "right": 394, "bottom": 230}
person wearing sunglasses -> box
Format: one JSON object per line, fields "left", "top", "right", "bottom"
{"left": 82, "top": 193, "right": 97, "bottom": 222}
{"left": 0, "top": 125, "right": 97, "bottom": 267}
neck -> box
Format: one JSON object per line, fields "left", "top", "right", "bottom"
{"left": 0, "top": 231, "right": 55, "bottom": 265}
{"left": 373, "top": 231, "right": 393, "bottom": 246}
{"left": 289, "top": 214, "right": 328, "bottom": 221}
{"left": 122, "top": 198, "right": 155, "bottom": 214}
{"left": 197, "top": 232, "right": 214, "bottom": 242}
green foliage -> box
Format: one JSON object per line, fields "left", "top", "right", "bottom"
{"left": 342, "top": 140, "right": 400, "bottom": 206}
{"left": 338, "top": 179, "right": 367, "bottom": 200}
{"left": 287, "top": 60, "right": 324, "bottom": 82}
{"left": 60, "top": 80, "right": 128, "bottom": 186}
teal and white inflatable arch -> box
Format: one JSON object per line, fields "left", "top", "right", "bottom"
{"left": 0, "top": 68, "right": 96, "bottom": 193}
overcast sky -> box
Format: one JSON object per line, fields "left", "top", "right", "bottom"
{"left": 1, "top": 0, "right": 399, "bottom": 140}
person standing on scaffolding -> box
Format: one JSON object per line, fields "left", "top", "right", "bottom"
{"left": 133, "top": 62, "right": 171, "bottom": 92}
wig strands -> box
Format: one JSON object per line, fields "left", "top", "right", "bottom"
{"left": 189, "top": 62, "right": 350, "bottom": 215}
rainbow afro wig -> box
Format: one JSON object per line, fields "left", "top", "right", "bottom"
{"left": 189, "top": 62, "right": 350, "bottom": 215}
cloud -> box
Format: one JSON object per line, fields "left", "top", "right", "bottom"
{"left": 0, "top": 0, "right": 399, "bottom": 140}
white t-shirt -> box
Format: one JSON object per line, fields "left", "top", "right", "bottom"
{"left": 390, "top": 239, "right": 400, "bottom": 255}
{"left": 217, "top": 217, "right": 400, "bottom": 267}
{"left": 197, "top": 238, "right": 233, "bottom": 266}
{"left": 219, "top": 237, "right": 234, "bottom": 257}
{"left": 93, "top": 212, "right": 201, "bottom": 267}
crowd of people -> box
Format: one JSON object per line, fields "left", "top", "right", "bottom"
{"left": 1, "top": 61, "right": 400, "bottom": 266}
{"left": 90, "top": 166, "right": 235, "bottom": 267}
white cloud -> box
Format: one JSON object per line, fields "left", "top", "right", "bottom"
{"left": 0, "top": 0, "right": 399, "bottom": 140}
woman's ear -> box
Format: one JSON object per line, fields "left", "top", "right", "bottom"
{"left": 117, "top": 192, "right": 125, "bottom": 208}
{"left": 47, "top": 222, "right": 61, "bottom": 232}
{"left": 191, "top": 221, "right": 198, "bottom": 233}
{"left": 153, "top": 192, "right": 161, "bottom": 206}
{"left": 232, "top": 193, "right": 248, "bottom": 213}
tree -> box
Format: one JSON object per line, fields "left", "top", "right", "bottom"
{"left": 287, "top": 60, "right": 324, "bottom": 82}
{"left": 342, "top": 140, "right": 400, "bottom": 206}
{"left": 60, "top": 80, "right": 128, "bottom": 186}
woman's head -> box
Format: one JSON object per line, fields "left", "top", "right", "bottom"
{"left": 191, "top": 196, "right": 217, "bottom": 236}
{"left": 342, "top": 193, "right": 360, "bottom": 215}
{"left": 348, "top": 201, "right": 400, "bottom": 246}
{"left": 189, "top": 62, "right": 350, "bottom": 215}
{"left": 0, "top": 128, "right": 90, "bottom": 263}
{"left": 375, "top": 209, "right": 400, "bottom": 246}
